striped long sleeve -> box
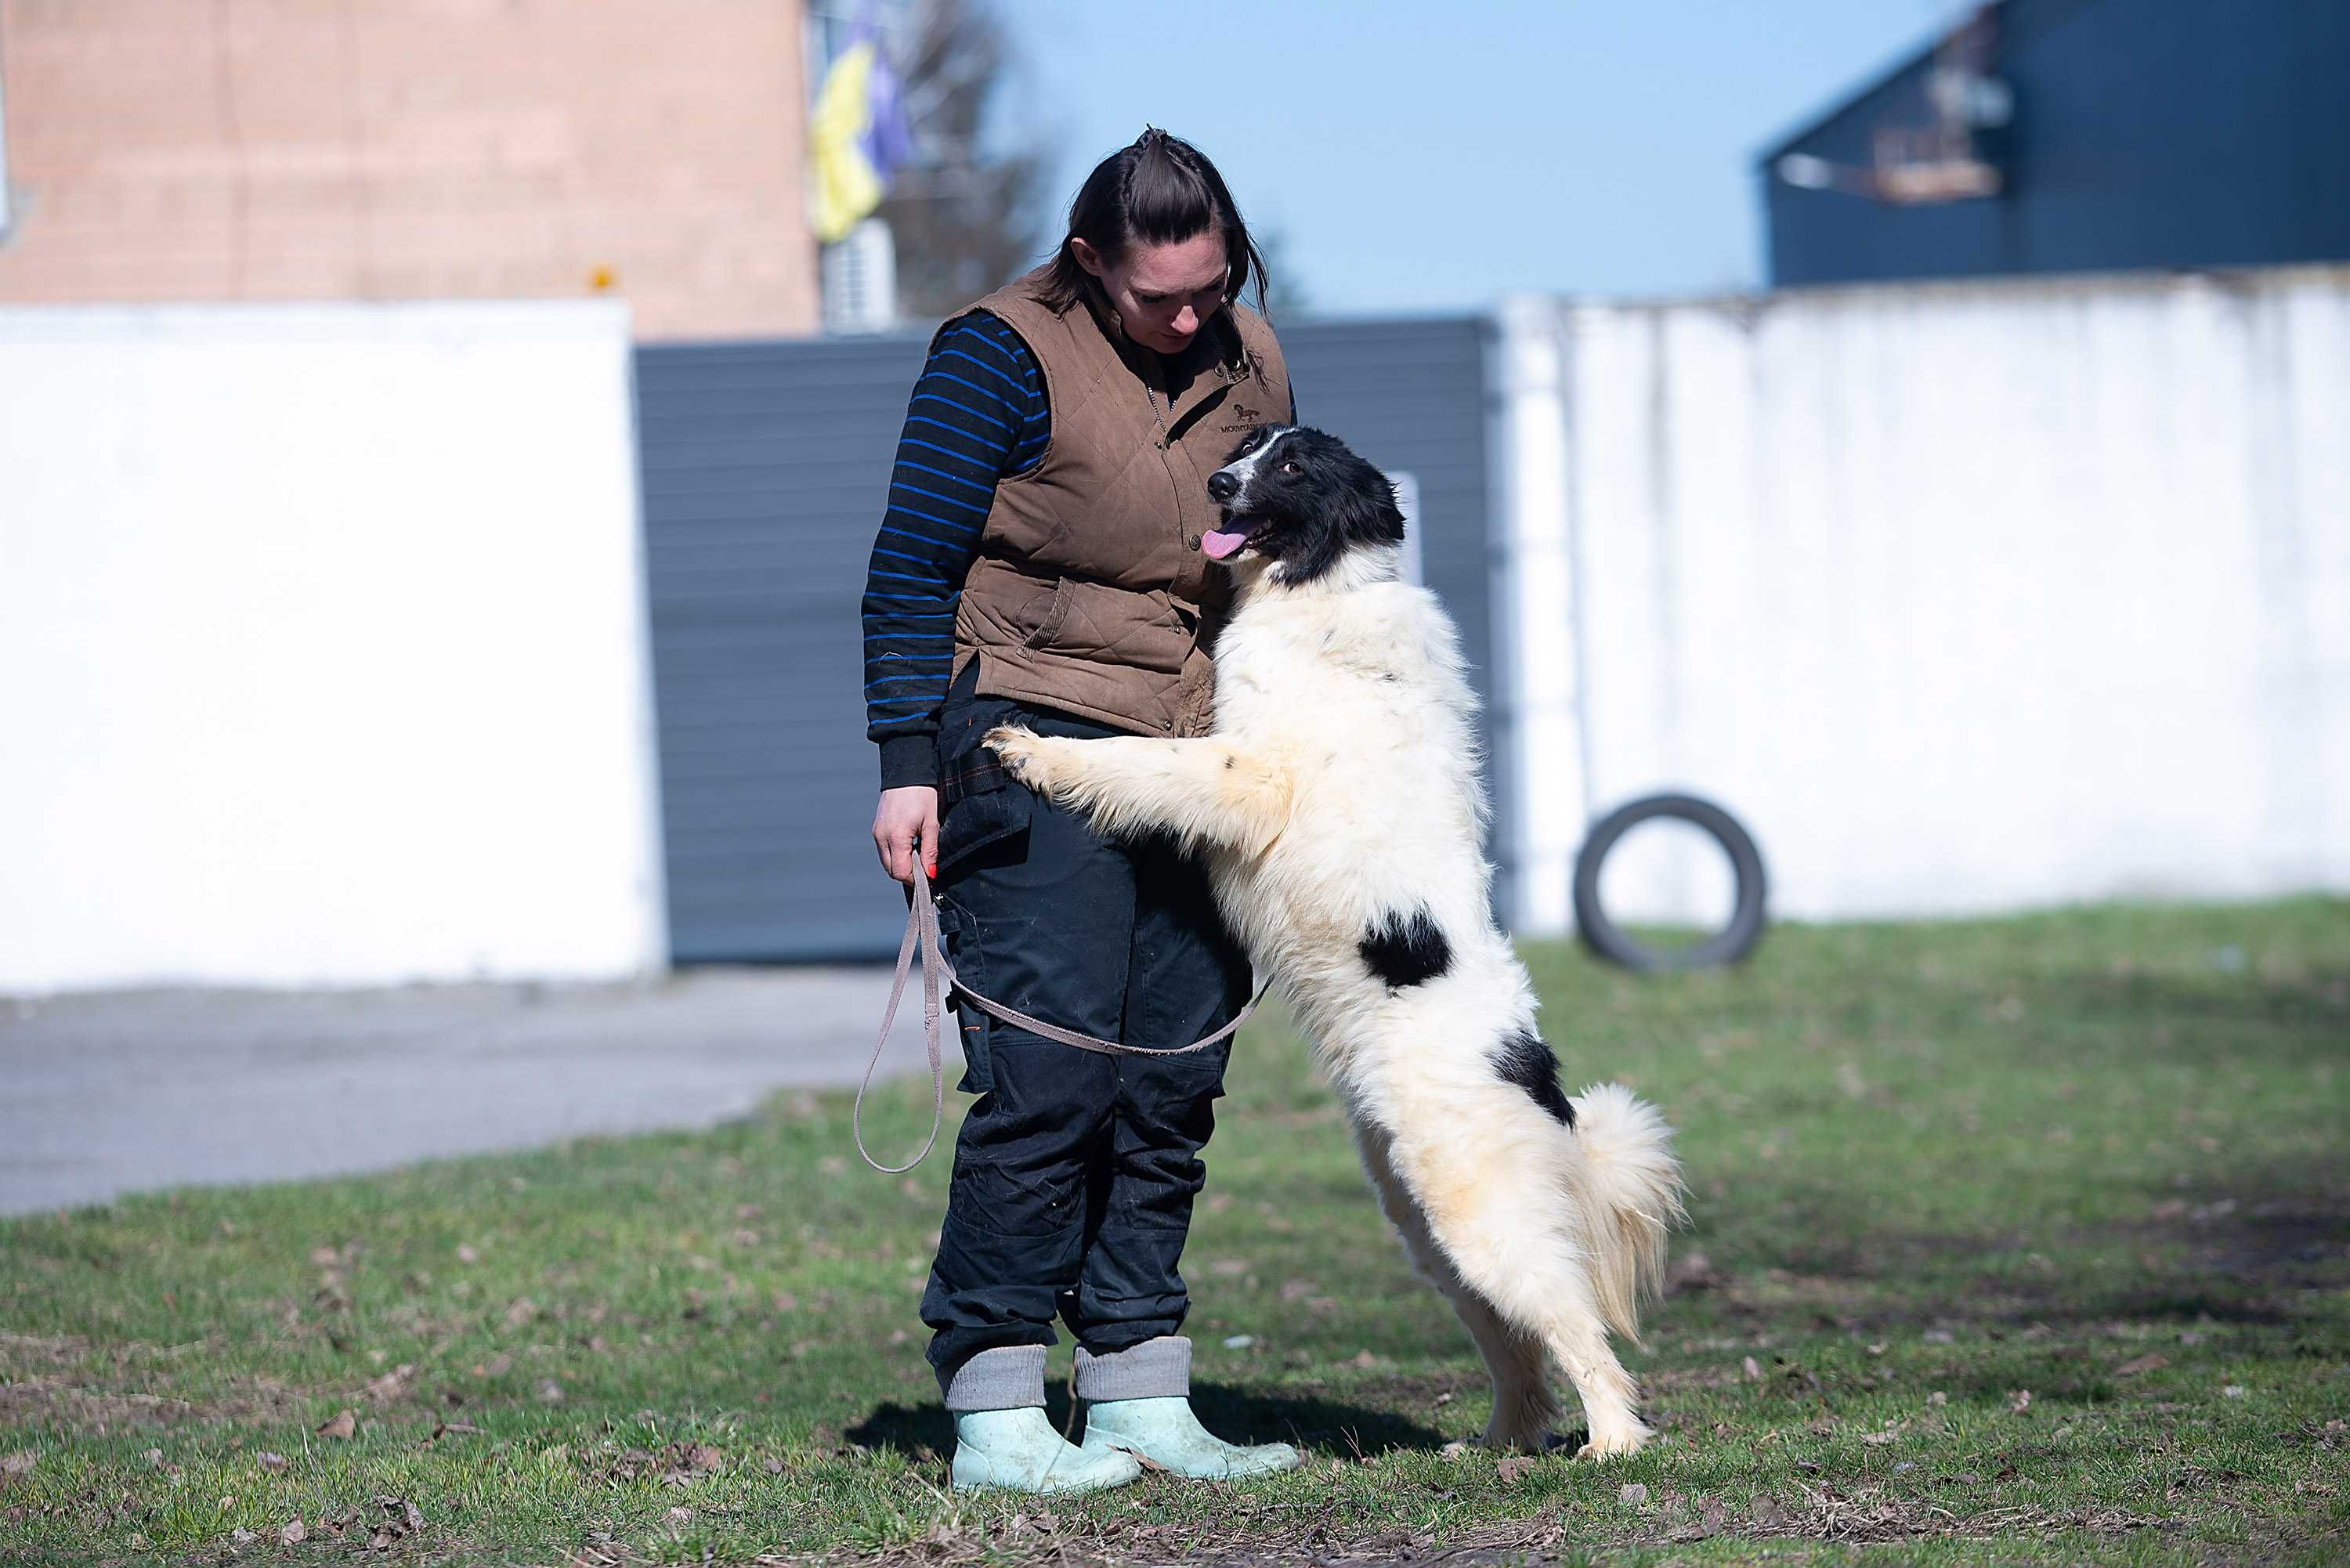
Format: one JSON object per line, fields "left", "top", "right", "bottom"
{"left": 861, "top": 314, "right": 1050, "bottom": 788}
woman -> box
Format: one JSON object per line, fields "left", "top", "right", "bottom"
{"left": 861, "top": 130, "right": 1301, "bottom": 1494}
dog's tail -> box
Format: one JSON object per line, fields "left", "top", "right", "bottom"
{"left": 1567, "top": 1082, "right": 1686, "bottom": 1346}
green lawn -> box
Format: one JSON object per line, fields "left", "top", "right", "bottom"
{"left": 3, "top": 900, "right": 2346, "bottom": 1566}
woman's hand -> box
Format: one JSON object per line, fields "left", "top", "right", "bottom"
{"left": 872, "top": 786, "right": 941, "bottom": 886}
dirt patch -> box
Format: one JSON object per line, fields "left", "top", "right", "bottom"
{"left": 1704, "top": 1488, "right": 2180, "bottom": 1548}
{"left": 685, "top": 1487, "right": 2187, "bottom": 1567}
{"left": 0, "top": 1371, "right": 305, "bottom": 1433}
{"left": 0, "top": 1331, "right": 92, "bottom": 1371}
{"left": 1640, "top": 1364, "right": 1749, "bottom": 1393}
{"left": 0, "top": 1328, "right": 377, "bottom": 1436}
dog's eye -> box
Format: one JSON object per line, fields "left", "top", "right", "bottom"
{"left": 1280, "top": 461, "right": 1300, "bottom": 475}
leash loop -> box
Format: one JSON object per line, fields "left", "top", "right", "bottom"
{"left": 853, "top": 858, "right": 1266, "bottom": 1172}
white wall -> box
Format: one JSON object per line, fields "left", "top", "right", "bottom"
{"left": 1495, "top": 267, "right": 2350, "bottom": 931}
{"left": 0, "top": 303, "right": 667, "bottom": 991}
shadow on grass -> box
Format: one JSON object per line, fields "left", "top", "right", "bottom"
{"left": 1741, "top": 1194, "right": 2347, "bottom": 1305}
{"left": 1748, "top": 1169, "right": 2338, "bottom": 1292}
{"left": 1668, "top": 1148, "right": 2349, "bottom": 1414}
{"left": 2016, "top": 970, "right": 2350, "bottom": 1066}
{"left": 1642, "top": 1227, "right": 2340, "bottom": 1453}
{"left": 847, "top": 1379, "right": 1450, "bottom": 1461}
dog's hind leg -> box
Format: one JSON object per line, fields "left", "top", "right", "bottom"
{"left": 1527, "top": 1289, "right": 1650, "bottom": 1458}
{"left": 1394, "top": 1139, "right": 1653, "bottom": 1459}
{"left": 1354, "top": 1124, "right": 1558, "bottom": 1450}
{"left": 987, "top": 728, "right": 1292, "bottom": 854}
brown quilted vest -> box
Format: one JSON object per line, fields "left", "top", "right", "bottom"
{"left": 945, "top": 266, "right": 1292, "bottom": 737}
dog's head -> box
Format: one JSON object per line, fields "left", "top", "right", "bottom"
{"left": 1202, "top": 425, "right": 1405, "bottom": 588}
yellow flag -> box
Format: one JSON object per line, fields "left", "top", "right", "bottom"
{"left": 810, "top": 42, "right": 885, "bottom": 244}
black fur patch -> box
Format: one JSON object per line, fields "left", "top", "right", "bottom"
{"left": 1491, "top": 1030, "right": 1576, "bottom": 1127}
{"left": 1359, "top": 908, "right": 1450, "bottom": 988}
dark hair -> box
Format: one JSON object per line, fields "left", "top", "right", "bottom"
{"left": 1036, "top": 128, "right": 1270, "bottom": 317}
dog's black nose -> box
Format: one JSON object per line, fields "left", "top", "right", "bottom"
{"left": 1206, "top": 471, "right": 1238, "bottom": 502}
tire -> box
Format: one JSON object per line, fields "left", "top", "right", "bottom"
{"left": 1572, "top": 793, "right": 1768, "bottom": 972}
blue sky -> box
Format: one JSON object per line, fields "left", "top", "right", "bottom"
{"left": 993, "top": 1, "right": 1961, "bottom": 313}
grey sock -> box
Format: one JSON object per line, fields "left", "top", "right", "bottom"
{"left": 1073, "top": 1335, "right": 1192, "bottom": 1402}
{"left": 939, "top": 1344, "right": 1050, "bottom": 1412}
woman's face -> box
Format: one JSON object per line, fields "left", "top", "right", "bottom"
{"left": 1072, "top": 229, "right": 1230, "bottom": 356}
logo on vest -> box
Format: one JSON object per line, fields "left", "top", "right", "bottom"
{"left": 1218, "top": 403, "right": 1264, "bottom": 434}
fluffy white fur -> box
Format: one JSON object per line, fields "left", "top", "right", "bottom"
{"left": 989, "top": 524, "right": 1686, "bottom": 1458}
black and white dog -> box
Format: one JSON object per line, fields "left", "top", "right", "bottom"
{"left": 989, "top": 426, "right": 1684, "bottom": 1457}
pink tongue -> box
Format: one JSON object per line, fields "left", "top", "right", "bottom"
{"left": 1200, "top": 527, "right": 1252, "bottom": 561}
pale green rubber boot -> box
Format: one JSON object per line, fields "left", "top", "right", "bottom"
{"left": 950, "top": 1407, "right": 1144, "bottom": 1494}
{"left": 1079, "top": 1396, "right": 1303, "bottom": 1479}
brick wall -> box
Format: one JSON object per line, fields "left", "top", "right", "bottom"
{"left": 0, "top": 0, "right": 820, "bottom": 340}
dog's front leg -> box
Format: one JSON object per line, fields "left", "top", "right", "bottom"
{"left": 987, "top": 727, "right": 1291, "bottom": 855}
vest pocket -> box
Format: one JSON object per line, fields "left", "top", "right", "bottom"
{"left": 1015, "top": 576, "right": 1191, "bottom": 674}
{"left": 1018, "top": 576, "right": 1074, "bottom": 651}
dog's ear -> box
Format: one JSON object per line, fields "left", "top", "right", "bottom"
{"left": 1334, "top": 456, "right": 1406, "bottom": 547}
{"left": 1273, "top": 445, "right": 1408, "bottom": 587}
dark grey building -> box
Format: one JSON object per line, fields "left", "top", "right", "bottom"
{"left": 1759, "top": 0, "right": 2350, "bottom": 288}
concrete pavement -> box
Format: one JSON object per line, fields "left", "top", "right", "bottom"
{"left": 0, "top": 967, "right": 960, "bottom": 1215}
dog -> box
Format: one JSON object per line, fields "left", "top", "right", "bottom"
{"left": 986, "top": 425, "right": 1685, "bottom": 1458}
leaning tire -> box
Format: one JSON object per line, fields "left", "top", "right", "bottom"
{"left": 1572, "top": 793, "right": 1768, "bottom": 972}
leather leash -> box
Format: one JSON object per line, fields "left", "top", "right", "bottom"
{"left": 854, "top": 857, "right": 1267, "bottom": 1172}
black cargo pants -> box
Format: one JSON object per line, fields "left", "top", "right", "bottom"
{"left": 917, "top": 664, "right": 1252, "bottom": 1385}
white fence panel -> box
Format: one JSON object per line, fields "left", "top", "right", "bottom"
{"left": 0, "top": 302, "right": 666, "bottom": 990}
{"left": 1495, "top": 268, "right": 2350, "bottom": 930}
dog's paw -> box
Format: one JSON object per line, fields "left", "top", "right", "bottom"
{"left": 984, "top": 725, "right": 1055, "bottom": 787}
{"left": 1572, "top": 1426, "right": 1652, "bottom": 1461}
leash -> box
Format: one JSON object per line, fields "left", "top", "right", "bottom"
{"left": 854, "top": 857, "right": 1267, "bottom": 1172}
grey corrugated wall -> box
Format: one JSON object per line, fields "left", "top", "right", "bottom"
{"left": 635, "top": 315, "right": 1497, "bottom": 963}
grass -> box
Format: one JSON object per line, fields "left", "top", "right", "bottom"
{"left": 2, "top": 898, "right": 2347, "bottom": 1566}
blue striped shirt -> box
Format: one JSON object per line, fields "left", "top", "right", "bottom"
{"left": 862, "top": 314, "right": 1048, "bottom": 786}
